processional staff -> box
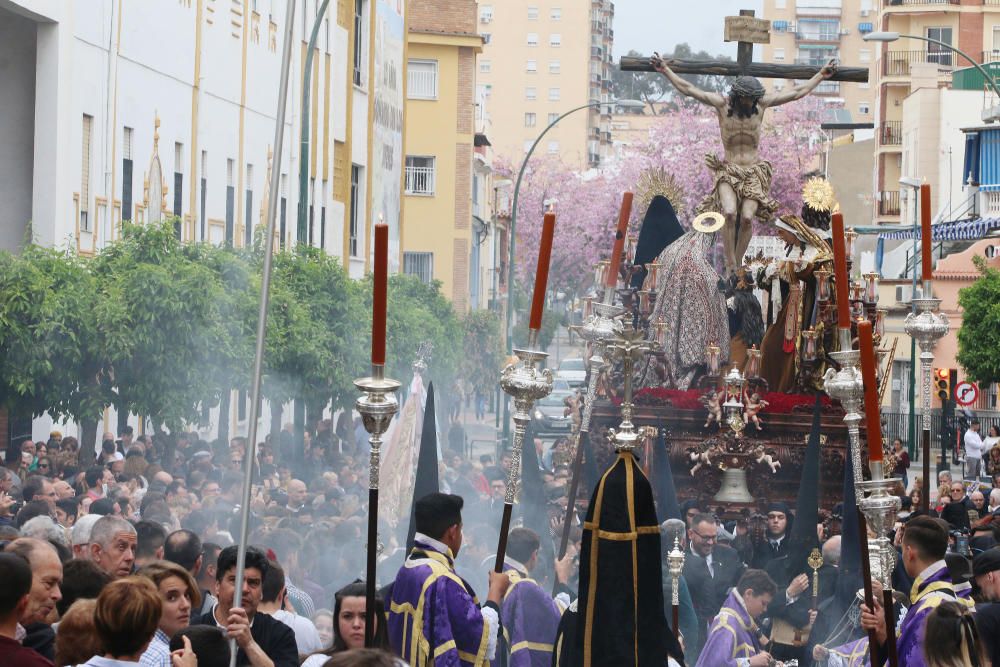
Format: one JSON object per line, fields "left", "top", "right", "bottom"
{"left": 495, "top": 213, "right": 556, "bottom": 571}
{"left": 354, "top": 221, "right": 401, "bottom": 647}
{"left": 556, "top": 192, "right": 633, "bottom": 564}
{"left": 229, "top": 3, "right": 297, "bottom": 665}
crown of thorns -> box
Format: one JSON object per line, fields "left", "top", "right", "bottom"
{"left": 730, "top": 76, "right": 765, "bottom": 100}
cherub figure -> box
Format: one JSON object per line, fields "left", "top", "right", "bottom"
{"left": 701, "top": 389, "right": 723, "bottom": 428}
{"left": 753, "top": 446, "right": 781, "bottom": 473}
{"left": 743, "top": 390, "right": 769, "bottom": 431}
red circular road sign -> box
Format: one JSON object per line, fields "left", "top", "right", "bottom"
{"left": 954, "top": 381, "right": 979, "bottom": 406}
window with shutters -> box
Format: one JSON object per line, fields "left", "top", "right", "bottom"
{"left": 407, "top": 59, "right": 438, "bottom": 99}
{"left": 350, "top": 165, "right": 361, "bottom": 256}
{"left": 551, "top": 7, "right": 561, "bottom": 20}
{"left": 548, "top": 87, "right": 560, "bottom": 101}
{"left": 527, "top": 32, "right": 538, "bottom": 46}
{"left": 527, "top": 6, "right": 538, "bottom": 20}
{"left": 480, "top": 59, "right": 491, "bottom": 73}
{"left": 549, "top": 60, "right": 560, "bottom": 74}
{"left": 526, "top": 87, "right": 537, "bottom": 101}
{"left": 122, "top": 127, "right": 134, "bottom": 222}
{"left": 526, "top": 60, "right": 537, "bottom": 73}
{"left": 81, "top": 115, "right": 93, "bottom": 232}
{"left": 525, "top": 112, "right": 537, "bottom": 127}
{"left": 403, "top": 252, "right": 434, "bottom": 284}
{"left": 550, "top": 33, "right": 561, "bottom": 47}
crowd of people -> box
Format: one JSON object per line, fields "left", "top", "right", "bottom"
{"left": 3, "top": 413, "right": 1000, "bottom": 667}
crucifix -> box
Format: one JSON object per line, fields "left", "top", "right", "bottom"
{"left": 621, "top": 9, "right": 869, "bottom": 82}
{"left": 622, "top": 10, "right": 869, "bottom": 276}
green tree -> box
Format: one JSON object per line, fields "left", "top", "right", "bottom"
{"left": 460, "top": 310, "right": 504, "bottom": 396}
{"left": 957, "top": 255, "right": 1000, "bottom": 384}
{"left": 0, "top": 246, "right": 126, "bottom": 459}
{"left": 611, "top": 45, "right": 733, "bottom": 112}
{"left": 92, "top": 220, "right": 228, "bottom": 434}
{"left": 263, "top": 245, "right": 365, "bottom": 423}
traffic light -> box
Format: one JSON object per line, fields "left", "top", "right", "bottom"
{"left": 935, "top": 368, "right": 951, "bottom": 402}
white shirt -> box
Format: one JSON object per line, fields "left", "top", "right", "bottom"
{"left": 965, "top": 429, "right": 985, "bottom": 459}
{"left": 269, "top": 609, "right": 323, "bottom": 656}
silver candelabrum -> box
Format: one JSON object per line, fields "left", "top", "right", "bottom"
{"left": 604, "top": 325, "right": 660, "bottom": 452}
{"left": 903, "top": 282, "right": 949, "bottom": 446}
{"left": 355, "top": 365, "right": 402, "bottom": 491}
{"left": 823, "top": 329, "right": 865, "bottom": 487}
{"left": 499, "top": 341, "right": 554, "bottom": 504}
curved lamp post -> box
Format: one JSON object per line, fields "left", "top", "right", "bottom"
{"left": 500, "top": 98, "right": 644, "bottom": 447}
{"left": 298, "top": 0, "right": 332, "bottom": 244}
{"left": 863, "top": 31, "right": 1000, "bottom": 100}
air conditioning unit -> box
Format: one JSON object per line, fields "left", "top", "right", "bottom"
{"left": 840, "top": 29, "right": 851, "bottom": 36}
{"left": 895, "top": 285, "right": 912, "bottom": 303}
{"left": 861, "top": 9, "right": 871, "bottom": 17}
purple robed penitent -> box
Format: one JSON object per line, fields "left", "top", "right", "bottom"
{"left": 895, "top": 560, "right": 974, "bottom": 667}
{"left": 490, "top": 560, "right": 563, "bottom": 667}
{"left": 388, "top": 538, "right": 490, "bottom": 666}
{"left": 694, "top": 589, "right": 762, "bottom": 667}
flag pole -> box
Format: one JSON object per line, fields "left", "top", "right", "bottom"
{"left": 229, "top": 2, "right": 296, "bottom": 665}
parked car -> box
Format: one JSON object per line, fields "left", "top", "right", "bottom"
{"left": 534, "top": 392, "right": 573, "bottom": 433}
{"left": 556, "top": 357, "right": 586, "bottom": 387}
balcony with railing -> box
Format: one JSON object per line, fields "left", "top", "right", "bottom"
{"left": 815, "top": 81, "right": 841, "bottom": 95}
{"left": 878, "top": 190, "right": 901, "bottom": 216}
{"left": 879, "top": 120, "right": 902, "bottom": 146}
{"left": 883, "top": 0, "right": 958, "bottom": 6}
{"left": 796, "top": 30, "right": 841, "bottom": 43}
{"left": 404, "top": 165, "right": 435, "bottom": 195}
{"left": 882, "top": 50, "right": 953, "bottom": 76}
{"left": 984, "top": 50, "right": 1000, "bottom": 65}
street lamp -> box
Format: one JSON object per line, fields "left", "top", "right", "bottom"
{"left": 863, "top": 31, "right": 1000, "bottom": 100}
{"left": 500, "top": 97, "right": 644, "bottom": 447}
{"left": 298, "top": 0, "right": 332, "bottom": 245}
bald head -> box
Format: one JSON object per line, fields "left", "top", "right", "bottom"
{"left": 287, "top": 479, "right": 307, "bottom": 507}
{"left": 153, "top": 471, "right": 173, "bottom": 486}
{"left": 822, "top": 535, "right": 841, "bottom": 567}
{"left": 4, "top": 538, "right": 63, "bottom": 624}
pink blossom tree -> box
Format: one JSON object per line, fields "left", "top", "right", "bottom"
{"left": 500, "top": 97, "right": 827, "bottom": 296}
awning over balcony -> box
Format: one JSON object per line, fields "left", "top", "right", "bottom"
{"left": 875, "top": 217, "right": 1000, "bottom": 241}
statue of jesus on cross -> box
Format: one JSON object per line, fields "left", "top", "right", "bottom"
{"left": 649, "top": 53, "right": 837, "bottom": 275}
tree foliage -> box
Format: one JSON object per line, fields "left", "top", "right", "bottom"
{"left": 0, "top": 219, "right": 481, "bottom": 437}
{"left": 957, "top": 255, "right": 1000, "bottom": 384}
{"left": 611, "top": 45, "right": 734, "bottom": 111}
{"left": 501, "top": 97, "right": 825, "bottom": 298}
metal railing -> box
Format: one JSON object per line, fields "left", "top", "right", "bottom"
{"left": 882, "top": 49, "right": 953, "bottom": 76}
{"left": 797, "top": 31, "right": 841, "bottom": 42}
{"left": 878, "top": 190, "right": 901, "bottom": 216}
{"left": 404, "top": 165, "right": 435, "bottom": 195}
{"left": 983, "top": 50, "right": 1000, "bottom": 64}
{"left": 816, "top": 81, "right": 841, "bottom": 94}
{"left": 880, "top": 120, "right": 902, "bottom": 145}
{"left": 884, "top": 0, "right": 959, "bottom": 6}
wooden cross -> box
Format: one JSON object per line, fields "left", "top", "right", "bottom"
{"left": 621, "top": 9, "right": 868, "bottom": 83}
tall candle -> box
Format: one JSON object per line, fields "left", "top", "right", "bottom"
{"left": 857, "top": 320, "right": 884, "bottom": 463}
{"left": 372, "top": 222, "right": 388, "bottom": 365}
{"left": 920, "top": 184, "right": 932, "bottom": 282}
{"left": 831, "top": 213, "right": 851, "bottom": 328}
{"left": 606, "top": 192, "right": 634, "bottom": 288}
{"left": 529, "top": 212, "right": 556, "bottom": 331}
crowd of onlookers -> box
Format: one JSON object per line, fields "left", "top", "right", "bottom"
{"left": 7, "top": 413, "right": 1000, "bottom": 666}
{"left": 0, "top": 416, "right": 579, "bottom": 667}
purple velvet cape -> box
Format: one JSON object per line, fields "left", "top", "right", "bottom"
{"left": 895, "top": 559, "right": 974, "bottom": 667}
{"left": 489, "top": 561, "right": 563, "bottom": 667}
{"left": 387, "top": 539, "right": 490, "bottom": 666}
{"left": 694, "top": 590, "right": 762, "bottom": 667}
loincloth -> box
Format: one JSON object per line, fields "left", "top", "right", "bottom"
{"left": 696, "top": 154, "right": 780, "bottom": 222}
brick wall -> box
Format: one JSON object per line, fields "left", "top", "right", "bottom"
{"left": 958, "top": 8, "right": 984, "bottom": 64}
{"left": 409, "top": 0, "right": 476, "bottom": 35}
{"left": 457, "top": 47, "right": 474, "bottom": 135}
{"left": 453, "top": 237, "right": 469, "bottom": 312}
{"left": 454, "top": 143, "right": 471, "bottom": 230}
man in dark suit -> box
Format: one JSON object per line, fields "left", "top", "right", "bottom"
{"left": 751, "top": 502, "right": 792, "bottom": 569}
{"left": 683, "top": 512, "right": 745, "bottom": 662}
